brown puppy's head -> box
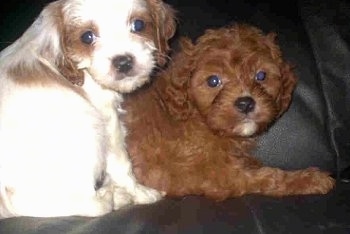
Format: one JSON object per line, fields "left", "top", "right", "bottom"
{"left": 161, "top": 24, "right": 297, "bottom": 137}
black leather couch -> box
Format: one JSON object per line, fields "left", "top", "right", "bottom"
{"left": 1, "top": 0, "right": 350, "bottom": 233}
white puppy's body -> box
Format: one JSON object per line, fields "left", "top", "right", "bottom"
{"left": 0, "top": 77, "right": 111, "bottom": 217}
{"left": 0, "top": 0, "right": 175, "bottom": 218}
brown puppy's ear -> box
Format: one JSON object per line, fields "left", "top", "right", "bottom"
{"left": 157, "top": 37, "right": 195, "bottom": 120}
{"left": 277, "top": 62, "right": 298, "bottom": 116}
{"left": 264, "top": 32, "right": 298, "bottom": 116}
{"left": 146, "top": 0, "right": 177, "bottom": 66}
{"left": 264, "top": 32, "right": 283, "bottom": 60}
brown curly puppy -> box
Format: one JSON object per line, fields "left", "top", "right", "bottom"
{"left": 123, "top": 24, "right": 335, "bottom": 200}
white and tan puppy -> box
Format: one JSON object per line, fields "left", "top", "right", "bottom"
{"left": 0, "top": 0, "right": 176, "bottom": 218}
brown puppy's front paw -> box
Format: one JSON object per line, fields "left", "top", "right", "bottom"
{"left": 289, "top": 168, "right": 335, "bottom": 195}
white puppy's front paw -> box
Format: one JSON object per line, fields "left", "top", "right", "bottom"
{"left": 112, "top": 186, "right": 134, "bottom": 209}
{"left": 92, "top": 186, "right": 114, "bottom": 215}
{"left": 132, "top": 185, "right": 165, "bottom": 204}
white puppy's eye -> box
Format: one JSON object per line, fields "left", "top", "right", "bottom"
{"left": 207, "top": 75, "right": 222, "bottom": 88}
{"left": 131, "top": 19, "right": 145, "bottom": 33}
{"left": 80, "top": 31, "right": 95, "bottom": 45}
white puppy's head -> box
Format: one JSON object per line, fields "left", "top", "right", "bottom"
{"left": 14, "top": 0, "right": 176, "bottom": 93}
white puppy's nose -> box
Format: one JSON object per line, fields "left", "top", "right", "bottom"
{"left": 112, "top": 54, "right": 134, "bottom": 73}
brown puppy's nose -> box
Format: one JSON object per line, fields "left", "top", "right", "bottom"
{"left": 112, "top": 54, "right": 134, "bottom": 73}
{"left": 234, "top": 96, "right": 256, "bottom": 114}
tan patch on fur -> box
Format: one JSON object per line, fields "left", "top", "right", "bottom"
{"left": 8, "top": 62, "right": 87, "bottom": 98}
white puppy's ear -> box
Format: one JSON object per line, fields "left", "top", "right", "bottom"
{"left": 25, "top": 1, "right": 84, "bottom": 86}
{"left": 57, "top": 56, "right": 85, "bottom": 86}
{"left": 146, "top": 0, "right": 177, "bottom": 66}
{"left": 48, "top": 2, "right": 85, "bottom": 86}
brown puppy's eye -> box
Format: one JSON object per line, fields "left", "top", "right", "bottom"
{"left": 207, "top": 75, "right": 222, "bottom": 88}
{"left": 255, "top": 71, "right": 266, "bottom": 81}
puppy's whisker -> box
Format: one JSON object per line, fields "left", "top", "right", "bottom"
{"left": 145, "top": 41, "right": 157, "bottom": 51}
{"left": 37, "top": 55, "right": 61, "bottom": 76}
{"left": 32, "top": 50, "right": 70, "bottom": 83}
{"left": 155, "top": 52, "right": 172, "bottom": 65}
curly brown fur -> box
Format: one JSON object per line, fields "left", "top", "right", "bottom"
{"left": 123, "top": 24, "right": 335, "bottom": 200}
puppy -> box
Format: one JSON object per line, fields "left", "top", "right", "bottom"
{"left": 123, "top": 24, "right": 335, "bottom": 200}
{"left": 0, "top": 0, "right": 176, "bottom": 218}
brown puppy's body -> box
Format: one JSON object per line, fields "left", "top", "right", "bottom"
{"left": 123, "top": 24, "right": 335, "bottom": 200}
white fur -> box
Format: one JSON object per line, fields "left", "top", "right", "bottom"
{"left": 0, "top": 0, "right": 165, "bottom": 218}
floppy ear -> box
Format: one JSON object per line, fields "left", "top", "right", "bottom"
{"left": 146, "top": 0, "right": 177, "bottom": 66}
{"left": 58, "top": 37, "right": 85, "bottom": 86}
{"left": 55, "top": 3, "right": 84, "bottom": 86}
{"left": 264, "top": 32, "right": 283, "bottom": 60}
{"left": 25, "top": 1, "right": 84, "bottom": 86}
{"left": 264, "top": 32, "right": 298, "bottom": 116}
{"left": 57, "top": 57, "right": 84, "bottom": 86}
{"left": 277, "top": 62, "right": 298, "bottom": 116}
{"left": 157, "top": 37, "right": 196, "bottom": 120}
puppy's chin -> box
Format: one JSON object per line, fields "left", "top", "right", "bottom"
{"left": 83, "top": 64, "right": 153, "bottom": 93}
{"left": 110, "top": 65, "right": 153, "bottom": 93}
{"left": 232, "top": 121, "right": 258, "bottom": 137}
{"left": 112, "top": 75, "right": 151, "bottom": 93}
